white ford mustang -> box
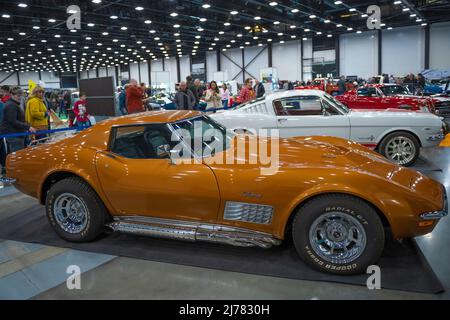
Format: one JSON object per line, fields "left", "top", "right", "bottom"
{"left": 210, "top": 90, "right": 446, "bottom": 167}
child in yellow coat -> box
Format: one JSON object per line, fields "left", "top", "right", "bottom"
{"left": 25, "top": 86, "right": 49, "bottom": 140}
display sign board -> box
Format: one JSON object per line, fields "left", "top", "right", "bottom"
{"left": 260, "top": 67, "right": 279, "bottom": 94}
{"left": 79, "top": 76, "right": 116, "bottom": 116}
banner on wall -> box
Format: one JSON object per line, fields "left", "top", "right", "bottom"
{"left": 260, "top": 67, "right": 279, "bottom": 94}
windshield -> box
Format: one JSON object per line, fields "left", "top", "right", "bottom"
{"left": 322, "top": 93, "right": 350, "bottom": 114}
{"left": 170, "top": 115, "right": 235, "bottom": 158}
{"left": 379, "top": 85, "right": 409, "bottom": 96}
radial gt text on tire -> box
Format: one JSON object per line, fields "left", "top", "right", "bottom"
{"left": 45, "top": 177, "right": 109, "bottom": 242}
{"left": 378, "top": 131, "right": 420, "bottom": 167}
{"left": 292, "top": 194, "right": 385, "bottom": 275}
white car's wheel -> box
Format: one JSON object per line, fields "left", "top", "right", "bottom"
{"left": 378, "top": 131, "right": 420, "bottom": 167}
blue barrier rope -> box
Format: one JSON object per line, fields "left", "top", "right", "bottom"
{"left": 0, "top": 127, "right": 80, "bottom": 139}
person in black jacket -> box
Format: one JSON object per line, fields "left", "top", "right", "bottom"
{"left": 0, "top": 87, "right": 36, "bottom": 167}
{"left": 253, "top": 79, "right": 266, "bottom": 98}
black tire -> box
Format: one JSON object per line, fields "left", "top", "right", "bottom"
{"left": 45, "top": 177, "right": 109, "bottom": 242}
{"left": 378, "top": 131, "right": 420, "bottom": 167}
{"left": 292, "top": 194, "right": 385, "bottom": 275}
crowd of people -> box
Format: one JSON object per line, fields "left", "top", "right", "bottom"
{"left": 0, "top": 85, "right": 91, "bottom": 177}
{"left": 117, "top": 75, "right": 267, "bottom": 115}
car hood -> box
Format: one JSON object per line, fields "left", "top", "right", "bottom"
{"left": 209, "top": 135, "right": 391, "bottom": 171}
{"left": 206, "top": 135, "right": 443, "bottom": 204}
{"left": 348, "top": 109, "right": 438, "bottom": 120}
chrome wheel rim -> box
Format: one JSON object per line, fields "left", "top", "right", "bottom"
{"left": 385, "top": 136, "right": 416, "bottom": 165}
{"left": 53, "top": 193, "right": 88, "bottom": 234}
{"left": 309, "top": 212, "right": 367, "bottom": 264}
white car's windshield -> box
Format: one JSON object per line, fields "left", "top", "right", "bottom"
{"left": 322, "top": 93, "right": 350, "bottom": 114}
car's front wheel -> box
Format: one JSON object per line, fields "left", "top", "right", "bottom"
{"left": 45, "top": 177, "right": 109, "bottom": 242}
{"left": 378, "top": 131, "right": 420, "bottom": 167}
{"left": 292, "top": 194, "right": 385, "bottom": 275}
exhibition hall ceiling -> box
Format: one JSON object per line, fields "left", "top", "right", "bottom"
{"left": 0, "top": 0, "right": 449, "bottom": 73}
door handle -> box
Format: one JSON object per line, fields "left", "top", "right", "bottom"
{"left": 278, "top": 118, "right": 288, "bottom": 123}
{"left": 105, "top": 153, "right": 116, "bottom": 159}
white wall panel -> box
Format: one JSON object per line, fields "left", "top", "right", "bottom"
{"left": 164, "top": 57, "right": 178, "bottom": 91}
{"left": 107, "top": 67, "right": 116, "bottom": 85}
{"left": 430, "top": 22, "right": 450, "bottom": 69}
{"left": 340, "top": 31, "right": 378, "bottom": 79}
{"left": 88, "top": 69, "right": 97, "bottom": 78}
{"left": 98, "top": 67, "right": 107, "bottom": 77}
{"left": 139, "top": 62, "right": 149, "bottom": 85}
{"left": 41, "top": 71, "right": 59, "bottom": 83}
{"left": 244, "top": 46, "right": 269, "bottom": 80}
{"left": 382, "top": 26, "right": 425, "bottom": 76}
{"left": 151, "top": 59, "right": 164, "bottom": 72}
{"left": 129, "top": 63, "right": 140, "bottom": 81}
{"left": 80, "top": 71, "right": 88, "bottom": 79}
{"left": 180, "top": 56, "right": 191, "bottom": 82}
{"left": 0, "top": 72, "right": 18, "bottom": 86}
{"left": 313, "top": 49, "right": 335, "bottom": 63}
{"left": 19, "top": 71, "right": 40, "bottom": 86}
{"left": 221, "top": 48, "right": 243, "bottom": 82}
{"left": 273, "top": 40, "right": 302, "bottom": 81}
{"left": 206, "top": 51, "right": 218, "bottom": 82}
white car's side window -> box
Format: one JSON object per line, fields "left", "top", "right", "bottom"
{"left": 273, "top": 96, "right": 322, "bottom": 116}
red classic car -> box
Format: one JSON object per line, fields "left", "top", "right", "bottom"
{"left": 295, "top": 78, "right": 355, "bottom": 96}
{"left": 336, "top": 84, "right": 436, "bottom": 114}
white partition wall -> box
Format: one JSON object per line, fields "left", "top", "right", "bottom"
{"left": 221, "top": 48, "right": 243, "bottom": 82}
{"left": 272, "top": 40, "right": 302, "bottom": 81}
{"left": 164, "top": 57, "right": 178, "bottom": 92}
{"left": 80, "top": 71, "right": 88, "bottom": 79}
{"left": 88, "top": 69, "right": 97, "bottom": 78}
{"left": 206, "top": 51, "right": 217, "bottom": 82}
{"left": 340, "top": 31, "right": 378, "bottom": 78}
{"left": 18, "top": 71, "right": 40, "bottom": 87}
{"left": 244, "top": 46, "right": 269, "bottom": 80}
{"left": 430, "top": 22, "right": 450, "bottom": 69}
{"left": 107, "top": 67, "right": 116, "bottom": 86}
{"left": 382, "top": 26, "right": 425, "bottom": 76}
{"left": 179, "top": 56, "right": 191, "bottom": 81}
{"left": 150, "top": 59, "right": 164, "bottom": 87}
{"left": 98, "top": 67, "right": 107, "bottom": 77}
{"left": 151, "top": 59, "right": 164, "bottom": 72}
{"left": 139, "top": 62, "right": 149, "bottom": 85}
{"left": 129, "top": 63, "right": 139, "bottom": 81}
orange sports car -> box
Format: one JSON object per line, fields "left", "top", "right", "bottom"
{"left": 6, "top": 111, "right": 448, "bottom": 275}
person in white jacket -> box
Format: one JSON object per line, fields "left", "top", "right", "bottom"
{"left": 219, "top": 83, "right": 230, "bottom": 109}
{"left": 204, "top": 81, "right": 221, "bottom": 111}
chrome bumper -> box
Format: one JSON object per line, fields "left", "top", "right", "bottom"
{"left": 420, "top": 187, "right": 448, "bottom": 220}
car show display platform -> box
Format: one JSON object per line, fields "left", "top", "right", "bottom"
{"left": 0, "top": 204, "right": 444, "bottom": 294}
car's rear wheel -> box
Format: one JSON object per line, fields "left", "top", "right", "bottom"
{"left": 46, "top": 177, "right": 109, "bottom": 242}
{"left": 378, "top": 131, "right": 420, "bottom": 167}
{"left": 292, "top": 194, "right": 385, "bottom": 275}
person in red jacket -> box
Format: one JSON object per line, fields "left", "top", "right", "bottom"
{"left": 126, "top": 79, "right": 145, "bottom": 114}
{"left": 73, "top": 93, "right": 90, "bottom": 128}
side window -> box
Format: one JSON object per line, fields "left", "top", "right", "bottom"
{"left": 273, "top": 96, "right": 322, "bottom": 116}
{"left": 111, "top": 124, "right": 177, "bottom": 159}
{"left": 357, "top": 87, "right": 378, "bottom": 97}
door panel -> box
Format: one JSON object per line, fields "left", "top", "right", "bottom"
{"left": 95, "top": 152, "right": 221, "bottom": 222}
